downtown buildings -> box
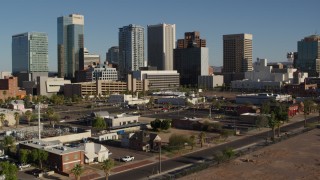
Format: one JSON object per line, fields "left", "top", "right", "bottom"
{"left": 106, "top": 46, "right": 119, "bottom": 65}
{"left": 295, "top": 35, "right": 320, "bottom": 77}
{"left": 12, "top": 32, "right": 49, "bottom": 86}
{"left": 147, "top": 23, "right": 176, "bottom": 70}
{"left": 57, "top": 14, "right": 84, "bottom": 79}
{"left": 223, "top": 33, "right": 253, "bottom": 84}
{"left": 174, "top": 31, "right": 209, "bottom": 87}
{"left": 118, "top": 24, "right": 144, "bottom": 80}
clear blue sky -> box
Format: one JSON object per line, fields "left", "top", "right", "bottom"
{"left": 1, "top": 0, "right": 319, "bottom": 72}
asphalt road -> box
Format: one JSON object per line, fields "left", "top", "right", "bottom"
{"left": 106, "top": 116, "right": 319, "bottom": 180}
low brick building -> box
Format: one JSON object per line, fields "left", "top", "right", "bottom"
{"left": 19, "top": 140, "right": 84, "bottom": 174}
{"left": 0, "top": 76, "right": 26, "bottom": 100}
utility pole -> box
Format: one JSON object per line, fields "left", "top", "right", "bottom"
{"left": 159, "top": 143, "right": 161, "bottom": 174}
{"left": 38, "top": 102, "right": 41, "bottom": 140}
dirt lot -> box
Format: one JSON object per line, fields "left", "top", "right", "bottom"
{"left": 182, "top": 128, "right": 320, "bottom": 180}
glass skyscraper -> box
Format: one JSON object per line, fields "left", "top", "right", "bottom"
{"left": 119, "top": 24, "right": 144, "bottom": 80}
{"left": 296, "top": 35, "right": 320, "bottom": 77}
{"left": 57, "top": 14, "right": 84, "bottom": 79}
{"left": 12, "top": 32, "right": 48, "bottom": 74}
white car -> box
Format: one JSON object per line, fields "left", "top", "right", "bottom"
{"left": 18, "top": 163, "right": 31, "bottom": 169}
{"left": 0, "top": 155, "right": 8, "bottom": 160}
{"left": 121, "top": 156, "right": 134, "bottom": 162}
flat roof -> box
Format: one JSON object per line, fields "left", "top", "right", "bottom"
{"left": 20, "top": 139, "right": 81, "bottom": 155}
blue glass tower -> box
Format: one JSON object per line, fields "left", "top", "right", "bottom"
{"left": 57, "top": 14, "right": 84, "bottom": 79}
{"left": 296, "top": 35, "right": 320, "bottom": 77}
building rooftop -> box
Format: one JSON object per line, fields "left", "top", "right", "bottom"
{"left": 20, "top": 139, "right": 81, "bottom": 155}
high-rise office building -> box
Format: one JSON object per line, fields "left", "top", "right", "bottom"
{"left": 223, "top": 33, "right": 253, "bottom": 84}
{"left": 174, "top": 32, "right": 208, "bottom": 87}
{"left": 12, "top": 32, "right": 48, "bottom": 85}
{"left": 296, "top": 35, "right": 320, "bottom": 77}
{"left": 177, "top": 31, "right": 206, "bottom": 49}
{"left": 118, "top": 24, "right": 144, "bottom": 80}
{"left": 57, "top": 14, "right": 84, "bottom": 79}
{"left": 106, "top": 46, "right": 119, "bottom": 65}
{"left": 147, "top": 23, "right": 176, "bottom": 70}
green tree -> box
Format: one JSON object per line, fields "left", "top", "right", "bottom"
{"left": 2, "top": 91, "right": 7, "bottom": 101}
{"left": 44, "top": 107, "right": 59, "bottom": 126}
{"left": 222, "top": 147, "right": 235, "bottom": 159}
{"left": 268, "top": 112, "right": 277, "bottom": 140}
{"left": 168, "top": 134, "right": 189, "bottom": 150}
{"left": 199, "top": 132, "right": 206, "bottom": 148}
{"left": 0, "top": 161, "right": 18, "bottom": 180}
{"left": 261, "top": 101, "right": 271, "bottom": 114}
{"left": 213, "top": 151, "right": 225, "bottom": 164}
{"left": 19, "top": 149, "right": 30, "bottom": 164}
{"left": 2, "top": 136, "right": 15, "bottom": 154}
{"left": 255, "top": 115, "right": 269, "bottom": 130}
{"left": 72, "top": 94, "right": 82, "bottom": 103}
{"left": 71, "top": 164, "right": 84, "bottom": 180}
{"left": 31, "top": 149, "right": 48, "bottom": 170}
{"left": 189, "top": 135, "right": 196, "bottom": 150}
{"left": 92, "top": 116, "right": 106, "bottom": 132}
{"left": 101, "top": 159, "right": 114, "bottom": 180}
{"left": 150, "top": 119, "right": 161, "bottom": 131}
{"left": 0, "top": 113, "right": 5, "bottom": 129}
{"left": 147, "top": 97, "right": 154, "bottom": 109}
{"left": 23, "top": 95, "right": 32, "bottom": 108}
{"left": 303, "top": 100, "right": 313, "bottom": 127}
{"left": 24, "top": 110, "right": 33, "bottom": 126}
{"left": 14, "top": 112, "right": 20, "bottom": 128}
{"left": 160, "top": 119, "right": 171, "bottom": 130}
{"left": 220, "top": 129, "right": 233, "bottom": 141}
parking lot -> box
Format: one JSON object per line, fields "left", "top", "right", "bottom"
{"left": 107, "top": 145, "right": 155, "bottom": 164}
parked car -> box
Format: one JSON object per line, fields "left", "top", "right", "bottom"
{"left": 121, "top": 156, "right": 134, "bottom": 162}
{"left": 18, "top": 163, "right": 31, "bottom": 169}
{"left": 0, "top": 155, "right": 8, "bottom": 160}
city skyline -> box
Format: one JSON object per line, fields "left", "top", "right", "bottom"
{"left": 1, "top": 0, "right": 319, "bottom": 72}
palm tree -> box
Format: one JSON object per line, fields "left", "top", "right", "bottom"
{"left": 24, "top": 110, "right": 33, "bottom": 126}
{"left": 268, "top": 112, "right": 277, "bottom": 140}
{"left": 101, "top": 159, "right": 114, "bottom": 180}
{"left": 189, "top": 135, "right": 196, "bottom": 150}
{"left": 0, "top": 113, "right": 5, "bottom": 129}
{"left": 303, "top": 100, "right": 313, "bottom": 126}
{"left": 71, "top": 164, "right": 84, "bottom": 180}
{"left": 199, "top": 132, "right": 206, "bottom": 148}
{"left": 2, "top": 91, "right": 7, "bottom": 101}
{"left": 14, "top": 112, "right": 20, "bottom": 128}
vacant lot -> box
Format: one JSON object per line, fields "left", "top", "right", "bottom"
{"left": 182, "top": 128, "right": 320, "bottom": 180}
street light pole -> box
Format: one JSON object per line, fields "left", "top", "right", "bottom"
{"left": 159, "top": 143, "right": 161, "bottom": 174}
{"left": 38, "top": 102, "right": 41, "bottom": 140}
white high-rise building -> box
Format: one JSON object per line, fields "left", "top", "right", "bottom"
{"left": 147, "top": 23, "right": 176, "bottom": 70}
{"left": 118, "top": 24, "right": 144, "bottom": 80}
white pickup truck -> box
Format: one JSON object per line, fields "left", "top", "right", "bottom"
{"left": 121, "top": 156, "right": 134, "bottom": 162}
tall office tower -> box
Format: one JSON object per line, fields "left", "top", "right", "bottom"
{"left": 177, "top": 31, "right": 206, "bottom": 49}
{"left": 296, "top": 35, "right": 320, "bottom": 77}
{"left": 223, "top": 33, "right": 253, "bottom": 84}
{"left": 106, "top": 46, "right": 119, "bottom": 65}
{"left": 57, "top": 14, "right": 84, "bottom": 79}
{"left": 118, "top": 24, "right": 144, "bottom": 80}
{"left": 12, "top": 32, "right": 48, "bottom": 85}
{"left": 174, "top": 31, "right": 208, "bottom": 87}
{"left": 147, "top": 23, "right": 176, "bottom": 70}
